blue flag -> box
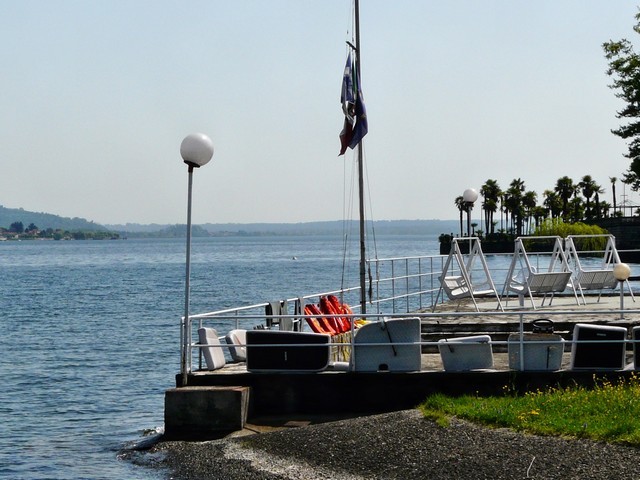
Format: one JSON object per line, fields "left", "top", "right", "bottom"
{"left": 339, "top": 52, "right": 367, "bottom": 155}
{"left": 341, "top": 53, "right": 355, "bottom": 108}
{"left": 349, "top": 89, "right": 367, "bottom": 150}
{"left": 339, "top": 53, "right": 355, "bottom": 155}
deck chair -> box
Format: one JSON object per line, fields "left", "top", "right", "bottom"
{"left": 565, "top": 234, "right": 635, "bottom": 304}
{"left": 501, "top": 236, "right": 578, "bottom": 309}
{"left": 333, "top": 317, "right": 422, "bottom": 372}
{"left": 225, "top": 329, "right": 247, "bottom": 362}
{"left": 266, "top": 300, "right": 294, "bottom": 330}
{"left": 433, "top": 237, "right": 503, "bottom": 312}
{"left": 245, "top": 330, "right": 331, "bottom": 372}
{"left": 570, "top": 324, "right": 627, "bottom": 370}
{"left": 438, "top": 335, "right": 494, "bottom": 371}
{"left": 198, "top": 327, "right": 226, "bottom": 370}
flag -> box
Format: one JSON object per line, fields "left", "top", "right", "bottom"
{"left": 349, "top": 88, "right": 367, "bottom": 149}
{"left": 341, "top": 52, "right": 356, "bottom": 109}
{"left": 339, "top": 117, "right": 353, "bottom": 156}
{"left": 339, "top": 51, "right": 368, "bottom": 155}
{"left": 339, "top": 53, "right": 356, "bottom": 155}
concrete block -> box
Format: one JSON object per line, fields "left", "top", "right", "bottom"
{"left": 164, "top": 386, "right": 250, "bottom": 440}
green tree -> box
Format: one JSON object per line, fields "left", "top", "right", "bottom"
{"left": 522, "top": 190, "right": 538, "bottom": 234}
{"left": 599, "top": 200, "right": 612, "bottom": 218}
{"left": 9, "top": 221, "right": 24, "bottom": 233}
{"left": 579, "top": 175, "right": 603, "bottom": 220}
{"left": 610, "top": 176, "right": 618, "bottom": 215}
{"left": 554, "top": 176, "right": 576, "bottom": 221}
{"left": 531, "top": 205, "right": 548, "bottom": 229}
{"left": 543, "top": 190, "right": 563, "bottom": 219}
{"left": 603, "top": 15, "right": 640, "bottom": 191}
{"left": 480, "top": 179, "right": 501, "bottom": 235}
{"left": 505, "top": 178, "right": 525, "bottom": 236}
{"left": 568, "top": 196, "right": 585, "bottom": 223}
{"left": 454, "top": 195, "right": 465, "bottom": 237}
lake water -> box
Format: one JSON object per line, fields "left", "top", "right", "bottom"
{"left": 0, "top": 234, "right": 441, "bottom": 479}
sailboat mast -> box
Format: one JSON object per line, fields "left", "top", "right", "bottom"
{"left": 354, "top": 0, "right": 367, "bottom": 315}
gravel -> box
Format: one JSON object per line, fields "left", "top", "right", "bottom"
{"left": 143, "top": 410, "right": 640, "bottom": 479}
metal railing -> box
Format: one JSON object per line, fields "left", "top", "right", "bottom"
{"left": 180, "top": 249, "right": 638, "bottom": 378}
{"left": 184, "top": 308, "right": 640, "bottom": 375}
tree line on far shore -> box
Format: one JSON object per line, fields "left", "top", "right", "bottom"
{"left": 455, "top": 175, "right": 620, "bottom": 238}
{"left": 1, "top": 221, "right": 119, "bottom": 240}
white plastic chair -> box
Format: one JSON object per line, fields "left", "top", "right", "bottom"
{"left": 198, "top": 327, "right": 226, "bottom": 370}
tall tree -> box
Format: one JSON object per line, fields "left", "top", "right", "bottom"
{"left": 9, "top": 221, "right": 24, "bottom": 233}
{"left": 568, "top": 196, "right": 585, "bottom": 223}
{"left": 531, "top": 205, "right": 548, "bottom": 229}
{"left": 543, "top": 190, "right": 562, "bottom": 219}
{"left": 454, "top": 196, "right": 465, "bottom": 237}
{"left": 603, "top": 15, "right": 640, "bottom": 190}
{"left": 480, "top": 179, "right": 501, "bottom": 235}
{"left": 579, "top": 175, "right": 603, "bottom": 220}
{"left": 504, "top": 178, "right": 525, "bottom": 236}
{"left": 523, "top": 190, "right": 538, "bottom": 234}
{"left": 554, "top": 176, "right": 576, "bottom": 220}
{"left": 609, "top": 176, "right": 618, "bottom": 214}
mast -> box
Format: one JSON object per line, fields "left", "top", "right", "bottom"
{"left": 354, "top": 0, "right": 367, "bottom": 315}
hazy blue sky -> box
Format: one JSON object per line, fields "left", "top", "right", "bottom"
{"left": 1, "top": 1, "right": 639, "bottom": 225}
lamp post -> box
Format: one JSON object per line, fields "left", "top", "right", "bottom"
{"left": 463, "top": 188, "right": 478, "bottom": 237}
{"left": 180, "top": 133, "right": 214, "bottom": 385}
{"left": 613, "top": 262, "right": 631, "bottom": 320}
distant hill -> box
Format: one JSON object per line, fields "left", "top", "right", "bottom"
{"left": 1, "top": 204, "right": 460, "bottom": 236}
{"left": 0, "top": 205, "right": 107, "bottom": 231}
{"left": 107, "top": 219, "right": 460, "bottom": 236}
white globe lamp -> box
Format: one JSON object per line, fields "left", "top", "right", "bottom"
{"left": 181, "top": 133, "right": 214, "bottom": 384}
{"left": 181, "top": 133, "right": 214, "bottom": 168}
{"left": 613, "top": 262, "right": 631, "bottom": 319}
{"left": 462, "top": 188, "right": 478, "bottom": 237}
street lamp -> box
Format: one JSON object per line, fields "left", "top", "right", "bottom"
{"left": 613, "top": 262, "right": 631, "bottom": 320}
{"left": 463, "top": 188, "right": 478, "bottom": 237}
{"left": 180, "top": 133, "right": 214, "bottom": 385}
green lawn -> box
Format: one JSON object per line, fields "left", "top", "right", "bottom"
{"left": 419, "top": 374, "right": 640, "bottom": 445}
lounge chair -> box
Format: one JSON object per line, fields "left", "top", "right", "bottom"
{"left": 570, "top": 323, "right": 627, "bottom": 370}
{"left": 349, "top": 317, "right": 422, "bottom": 372}
{"left": 266, "top": 300, "right": 294, "bottom": 330}
{"left": 507, "top": 333, "right": 564, "bottom": 371}
{"left": 438, "top": 335, "right": 494, "bottom": 371}
{"left": 330, "top": 317, "right": 422, "bottom": 372}
{"left": 225, "top": 329, "right": 247, "bottom": 362}
{"left": 245, "top": 330, "right": 331, "bottom": 372}
{"left": 198, "top": 327, "right": 226, "bottom": 370}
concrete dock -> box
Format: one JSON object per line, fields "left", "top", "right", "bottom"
{"left": 165, "top": 292, "right": 640, "bottom": 439}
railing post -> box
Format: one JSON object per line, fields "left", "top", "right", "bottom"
{"left": 391, "top": 260, "right": 396, "bottom": 313}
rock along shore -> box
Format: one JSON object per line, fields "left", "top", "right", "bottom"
{"left": 145, "top": 409, "right": 640, "bottom": 479}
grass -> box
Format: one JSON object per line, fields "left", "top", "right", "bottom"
{"left": 419, "top": 374, "right": 640, "bottom": 445}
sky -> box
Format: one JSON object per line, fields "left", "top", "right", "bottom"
{"left": 1, "top": 1, "right": 640, "bottom": 226}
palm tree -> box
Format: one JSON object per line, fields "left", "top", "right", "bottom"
{"left": 610, "top": 176, "right": 618, "bottom": 215}
{"left": 480, "top": 179, "right": 501, "bottom": 235}
{"left": 554, "top": 176, "right": 576, "bottom": 221}
{"left": 543, "top": 190, "right": 563, "bottom": 219}
{"left": 454, "top": 196, "right": 465, "bottom": 237}
{"left": 568, "top": 196, "right": 585, "bottom": 223}
{"left": 504, "top": 179, "right": 525, "bottom": 235}
{"left": 594, "top": 192, "right": 602, "bottom": 218}
{"left": 531, "top": 205, "right": 548, "bottom": 230}
{"left": 523, "top": 190, "right": 538, "bottom": 234}
{"left": 579, "top": 175, "right": 603, "bottom": 220}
